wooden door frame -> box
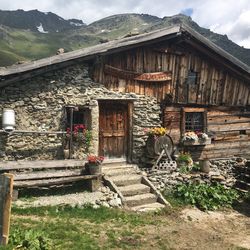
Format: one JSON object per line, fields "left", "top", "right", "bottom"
{"left": 98, "top": 100, "right": 133, "bottom": 163}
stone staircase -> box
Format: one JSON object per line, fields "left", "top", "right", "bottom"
{"left": 234, "top": 161, "right": 250, "bottom": 192}
{"left": 102, "top": 160, "right": 170, "bottom": 212}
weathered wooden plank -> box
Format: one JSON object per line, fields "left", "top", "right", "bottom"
{"left": 0, "top": 174, "right": 13, "bottom": 246}
{"left": 13, "top": 169, "right": 83, "bottom": 181}
{"left": 14, "top": 175, "right": 101, "bottom": 188}
{"left": 208, "top": 119, "right": 250, "bottom": 125}
{"left": 208, "top": 122, "right": 250, "bottom": 132}
{"left": 207, "top": 111, "right": 250, "bottom": 118}
{"left": 0, "top": 160, "right": 86, "bottom": 172}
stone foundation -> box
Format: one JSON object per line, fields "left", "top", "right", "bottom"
{"left": 0, "top": 63, "right": 161, "bottom": 162}
{"left": 142, "top": 157, "right": 248, "bottom": 191}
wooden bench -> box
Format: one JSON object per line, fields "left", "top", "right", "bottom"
{"left": 0, "top": 160, "right": 102, "bottom": 198}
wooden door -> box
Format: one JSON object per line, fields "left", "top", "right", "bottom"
{"left": 99, "top": 102, "right": 128, "bottom": 158}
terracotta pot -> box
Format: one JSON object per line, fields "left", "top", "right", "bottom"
{"left": 88, "top": 163, "right": 102, "bottom": 175}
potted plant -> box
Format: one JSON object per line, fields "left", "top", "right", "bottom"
{"left": 182, "top": 131, "right": 211, "bottom": 145}
{"left": 145, "top": 127, "right": 167, "bottom": 137}
{"left": 181, "top": 131, "right": 198, "bottom": 145}
{"left": 86, "top": 155, "right": 104, "bottom": 175}
{"left": 65, "top": 124, "right": 92, "bottom": 153}
{"left": 176, "top": 151, "right": 193, "bottom": 169}
{"left": 196, "top": 132, "right": 211, "bottom": 144}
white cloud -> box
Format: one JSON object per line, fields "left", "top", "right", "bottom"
{"left": 191, "top": 0, "right": 250, "bottom": 48}
{"left": 0, "top": 0, "right": 250, "bottom": 48}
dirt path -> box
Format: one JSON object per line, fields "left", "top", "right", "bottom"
{"left": 134, "top": 205, "right": 250, "bottom": 249}
{"left": 178, "top": 207, "right": 250, "bottom": 249}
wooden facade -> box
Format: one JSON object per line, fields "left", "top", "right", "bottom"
{"left": 92, "top": 37, "right": 250, "bottom": 160}
{"left": 93, "top": 43, "right": 250, "bottom": 106}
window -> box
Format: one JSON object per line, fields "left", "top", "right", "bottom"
{"left": 65, "top": 107, "right": 91, "bottom": 129}
{"left": 185, "top": 112, "right": 204, "bottom": 132}
{"left": 186, "top": 70, "right": 198, "bottom": 85}
{"left": 182, "top": 108, "right": 207, "bottom": 134}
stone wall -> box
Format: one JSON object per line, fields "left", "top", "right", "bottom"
{"left": 0, "top": 63, "right": 161, "bottom": 161}
{"left": 143, "top": 158, "right": 247, "bottom": 191}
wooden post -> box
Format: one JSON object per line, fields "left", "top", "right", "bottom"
{"left": 69, "top": 106, "right": 74, "bottom": 159}
{"left": 0, "top": 173, "right": 14, "bottom": 246}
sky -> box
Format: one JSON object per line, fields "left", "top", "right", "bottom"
{"left": 0, "top": 0, "right": 250, "bottom": 48}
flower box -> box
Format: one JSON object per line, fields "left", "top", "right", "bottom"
{"left": 182, "top": 131, "right": 211, "bottom": 146}
{"left": 182, "top": 138, "right": 211, "bottom": 146}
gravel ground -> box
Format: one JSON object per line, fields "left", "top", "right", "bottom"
{"left": 14, "top": 186, "right": 122, "bottom": 208}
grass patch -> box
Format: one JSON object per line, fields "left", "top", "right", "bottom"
{"left": 12, "top": 204, "right": 151, "bottom": 226}
{"left": 2, "top": 205, "right": 161, "bottom": 249}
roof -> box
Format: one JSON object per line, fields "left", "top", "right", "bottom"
{"left": 0, "top": 24, "right": 250, "bottom": 78}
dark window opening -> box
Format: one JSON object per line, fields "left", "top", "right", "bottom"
{"left": 187, "top": 70, "right": 198, "bottom": 85}
{"left": 185, "top": 112, "right": 204, "bottom": 132}
{"left": 65, "top": 107, "right": 91, "bottom": 129}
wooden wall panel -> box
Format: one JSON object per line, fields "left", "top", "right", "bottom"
{"left": 163, "top": 107, "right": 181, "bottom": 144}
{"left": 163, "top": 106, "right": 250, "bottom": 159}
{"left": 93, "top": 42, "right": 250, "bottom": 106}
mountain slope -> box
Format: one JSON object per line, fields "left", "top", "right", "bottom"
{"left": 0, "top": 10, "right": 249, "bottom": 68}
{"left": 0, "top": 9, "right": 85, "bottom": 33}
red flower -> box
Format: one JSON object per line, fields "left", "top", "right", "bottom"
{"left": 87, "top": 155, "right": 104, "bottom": 165}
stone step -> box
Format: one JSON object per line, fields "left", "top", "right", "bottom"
{"left": 130, "top": 202, "right": 165, "bottom": 212}
{"left": 119, "top": 184, "right": 151, "bottom": 196}
{"left": 103, "top": 168, "right": 135, "bottom": 177}
{"left": 102, "top": 159, "right": 127, "bottom": 166}
{"left": 111, "top": 174, "right": 142, "bottom": 186}
{"left": 102, "top": 164, "right": 135, "bottom": 171}
{"left": 124, "top": 193, "right": 157, "bottom": 207}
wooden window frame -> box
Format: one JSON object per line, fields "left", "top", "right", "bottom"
{"left": 181, "top": 107, "right": 207, "bottom": 135}
{"left": 65, "top": 106, "right": 91, "bottom": 130}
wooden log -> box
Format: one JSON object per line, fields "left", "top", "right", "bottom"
{"left": 14, "top": 175, "right": 102, "bottom": 188}
{"left": 0, "top": 174, "right": 14, "bottom": 246}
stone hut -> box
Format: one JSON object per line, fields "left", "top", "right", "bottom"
{"left": 0, "top": 25, "right": 250, "bottom": 163}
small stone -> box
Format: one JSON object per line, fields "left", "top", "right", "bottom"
{"left": 176, "top": 177, "right": 184, "bottom": 181}
{"left": 211, "top": 175, "right": 226, "bottom": 182}
{"left": 101, "top": 201, "right": 110, "bottom": 208}
{"left": 148, "top": 177, "right": 157, "bottom": 182}
{"left": 209, "top": 171, "right": 221, "bottom": 177}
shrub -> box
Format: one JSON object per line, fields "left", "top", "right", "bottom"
{"left": 172, "top": 183, "right": 239, "bottom": 211}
